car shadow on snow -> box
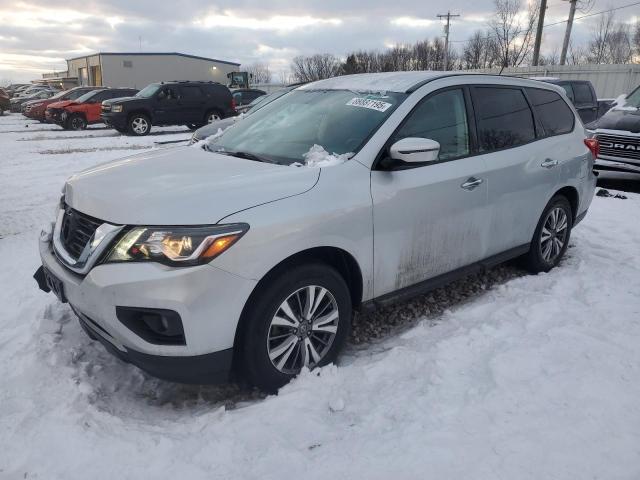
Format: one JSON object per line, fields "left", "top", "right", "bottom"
{"left": 44, "top": 258, "right": 535, "bottom": 415}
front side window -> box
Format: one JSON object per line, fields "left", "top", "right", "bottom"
{"left": 526, "top": 88, "right": 574, "bottom": 136}
{"left": 75, "top": 90, "right": 103, "bottom": 103}
{"left": 473, "top": 87, "right": 536, "bottom": 152}
{"left": 208, "top": 89, "right": 406, "bottom": 165}
{"left": 392, "top": 88, "right": 470, "bottom": 161}
{"left": 560, "top": 83, "right": 574, "bottom": 102}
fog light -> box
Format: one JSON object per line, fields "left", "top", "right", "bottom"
{"left": 116, "top": 307, "right": 185, "bottom": 345}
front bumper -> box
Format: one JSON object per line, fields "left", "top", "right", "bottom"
{"left": 100, "top": 112, "right": 128, "bottom": 129}
{"left": 36, "top": 235, "right": 257, "bottom": 383}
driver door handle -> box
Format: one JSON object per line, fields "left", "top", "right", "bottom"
{"left": 541, "top": 158, "right": 558, "bottom": 169}
{"left": 461, "top": 177, "right": 483, "bottom": 190}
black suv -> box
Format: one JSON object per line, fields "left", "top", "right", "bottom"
{"left": 101, "top": 81, "right": 235, "bottom": 136}
{"left": 537, "top": 78, "right": 599, "bottom": 124}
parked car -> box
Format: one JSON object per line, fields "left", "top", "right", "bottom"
{"left": 0, "top": 89, "right": 10, "bottom": 114}
{"left": 231, "top": 88, "right": 266, "bottom": 109}
{"left": 34, "top": 72, "right": 597, "bottom": 391}
{"left": 10, "top": 90, "right": 55, "bottom": 112}
{"left": 53, "top": 88, "right": 139, "bottom": 130}
{"left": 23, "top": 87, "right": 99, "bottom": 122}
{"left": 533, "top": 78, "right": 599, "bottom": 124}
{"left": 588, "top": 83, "right": 640, "bottom": 176}
{"left": 100, "top": 81, "right": 235, "bottom": 135}
{"left": 13, "top": 85, "right": 56, "bottom": 98}
{"left": 5, "top": 83, "right": 30, "bottom": 96}
{"left": 191, "top": 86, "right": 296, "bottom": 143}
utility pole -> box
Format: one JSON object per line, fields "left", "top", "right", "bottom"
{"left": 532, "top": 0, "right": 548, "bottom": 66}
{"left": 437, "top": 11, "right": 460, "bottom": 71}
{"left": 560, "top": 0, "right": 578, "bottom": 65}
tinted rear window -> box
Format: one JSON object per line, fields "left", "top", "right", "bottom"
{"left": 472, "top": 87, "right": 536, "bottom": 152}
{"left": 573, "top": 83, "right": 594, "bottom": 104}
{"left": 526, "top": 88, "right": 575, "bottom": 136}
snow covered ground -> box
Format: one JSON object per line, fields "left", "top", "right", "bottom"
{"left": 1, "top": 112, "right": 639, "bottom": 479}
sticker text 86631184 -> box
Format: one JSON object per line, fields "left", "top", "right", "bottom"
{"left": 346, "top": 98, "right": 392, "bottom": 113}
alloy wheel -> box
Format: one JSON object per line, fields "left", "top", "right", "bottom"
{"left": 540, "top": 206, "right": 568, "bottom": 263}
{"left": 267, "top": 285, "right": 339, "bottom": 374}
{"left": 207, "top": 113, "right": 221, "bottom": 123}
{"left": 132, "top": 117, "right": 149, "bottom": 134}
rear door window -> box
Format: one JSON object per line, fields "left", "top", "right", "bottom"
{"left": 573, "top": 83, "right": 594, "bottom": 105}
{"left": 472, "top": 87, "right": 536, "bottom": 152}
{"left": 525, "top": 88, "right": 575, "bottom": 136}
{"left": 392, "top": 88, "right": 470, "bottom": 161}
{"left": 180, "top": 86, "right": 203, "bottom": 99}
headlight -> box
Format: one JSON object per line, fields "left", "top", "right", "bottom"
{"left": 103, "top": 224, "right": 249, "bottom": 266}
{"left": 112, "top": 105, "right": 123, "bottom": 112}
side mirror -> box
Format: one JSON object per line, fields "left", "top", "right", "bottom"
{"left": 389, "top": 137, "right": 440, "bottom": 164}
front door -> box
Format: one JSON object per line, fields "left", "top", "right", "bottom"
{"left": 371, "top": 88, "right": 490, "bottom": 297}
{"left": 153, "top": 86, "right": 181, "bottom": 125}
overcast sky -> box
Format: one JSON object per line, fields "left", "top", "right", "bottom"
{"left": 0, "top": 0, "right": 638, "bottom": 82}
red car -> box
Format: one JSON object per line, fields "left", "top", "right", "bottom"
{"left": 52, "top": 88, "right": 138, "bottom": 130}
{"left": 25, "top": 87, "right": 98, "bottom": 122}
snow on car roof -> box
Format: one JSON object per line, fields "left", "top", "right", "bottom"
{"left": 298, "top": 71, "right": 449, "bottom": 93}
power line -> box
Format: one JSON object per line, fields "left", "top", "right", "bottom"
{"left": 448, "top": 0, "right": 640, "bottom": 44}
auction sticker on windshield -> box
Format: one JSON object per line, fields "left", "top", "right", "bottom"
{"left": 346, "top": 97, "right": 392, "bottom": 112}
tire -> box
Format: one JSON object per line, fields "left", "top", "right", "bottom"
{"left": 128, "top": 114, "right": 151, "bottom": 136}
{"left": 522, "top": 195, "right": 573, "bottom": 273}
{"left": 67, "top": 114, "right": 87, "bottom": 131}
{"left": 204, "top": 110, "right": 222, "bottom": 124}
{"left": 240, "top": 264, "right": 352, "bottom": 392}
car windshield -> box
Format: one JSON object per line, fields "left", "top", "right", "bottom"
{"left": 75, "top": 90, "right": 101, "bottom": 103}
{"left": 136, "top": 84, "right": 160, "bottom": 98}
{"left": 247, "top": 88, "right": 290, "bottom": 111}
{"left": 208, "top": 89, "right": 406, "bottom": 165}
{"left": 624, "top": 87, "right": 640, "bottom": 108}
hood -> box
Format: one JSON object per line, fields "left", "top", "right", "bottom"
{"left": 193, "top": 117, "right": 237, "bottom": 140}
{"left": 47, "top": 100, "right": 74, "bottom": 110}
{"left": 104, "top": 96, "right": 140, "bottom": 105}
{"left": 64, "top": 146, "right": 320, "bottom": 225}
{"left": 595, "top": 107, "right": 640, "bottom": 134}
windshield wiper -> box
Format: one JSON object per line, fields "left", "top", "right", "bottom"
{"left": 214, "top": 149, "right": 275, "bottom": 163}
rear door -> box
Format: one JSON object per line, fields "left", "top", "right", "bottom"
{"left": 471, "top": 86, "right": 559, "bottom": 256}
{"left": 178, "top": 85, "right": 206, "bottom": 123}
{"left": 572, "top": 81, "right": 598, "bottom": 124}
{"left": 370, "top": 87, "right": 490, "bottom": 296}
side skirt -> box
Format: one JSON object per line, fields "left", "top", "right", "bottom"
{"left": 360, "top": 244, "right": 530, "bottom": 312}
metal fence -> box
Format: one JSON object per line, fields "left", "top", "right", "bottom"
{"left": 464, "top": 64, "right": 640, "bottom": 98}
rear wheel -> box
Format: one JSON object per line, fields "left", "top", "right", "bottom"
{"left": 204, "top": 110, "right": 222, "bottom": 124}
{"left": 67, "top": 114, "right": 87, "bottom": 130}
{"left": 522, "top": 195, "right": 573, "bottom": 273}
{"left": 128, "top": 114, "right": 150, "bottom": 136}
{"left": 240, "top": 264, "right": 352, "bottom": 392}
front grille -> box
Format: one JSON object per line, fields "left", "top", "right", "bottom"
{"left": 59, "top": 207, "right": 103, "bottom": 260}
{"left": 596, "top": 133, "right": 640, "bottom": 162}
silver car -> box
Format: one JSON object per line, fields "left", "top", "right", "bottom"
{"left": 35, "top": 72, "right": 597, "bottom": 391}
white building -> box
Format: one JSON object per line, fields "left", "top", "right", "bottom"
{"left": 61, "top": 52, "right": 240, "bottom": 89}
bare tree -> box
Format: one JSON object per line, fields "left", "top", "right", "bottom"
{"left": 634, "top": 22, "right": 640, "bottom": 58}
{"left": 246, "top": 62, "right": 272, "bottom": 84}
{"left": 539, "top": 48, "right": 560, "bottom": 65}
{"left": 567, "top": 41, "right": 588, "bottom": 65}
{"left": 462, "top": 30, "right": 500, "bottom": 69}
{"left": 489, "top": 0, "right": 539, "bottom": 68}
{"left": 587, "top": 11, "right": 632, "bottom": 64}
{"left": 291, "top": 54, "right": 341, "bottom": 82}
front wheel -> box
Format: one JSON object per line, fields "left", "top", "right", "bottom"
{"left": 522, "top": 195, "right": 573, "bottom": 273}
{"left": 128, "top": 114, "right": 150, "bottom": 136}
{"left": 67, "top": 114, "right": 87, "bottom": 130}
{"left": 240, "top": 264, "right": 352, "bottom": 392}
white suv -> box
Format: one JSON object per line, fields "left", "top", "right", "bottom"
{"left": 35, "top": 72, "right": 598, "bottom": 391}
